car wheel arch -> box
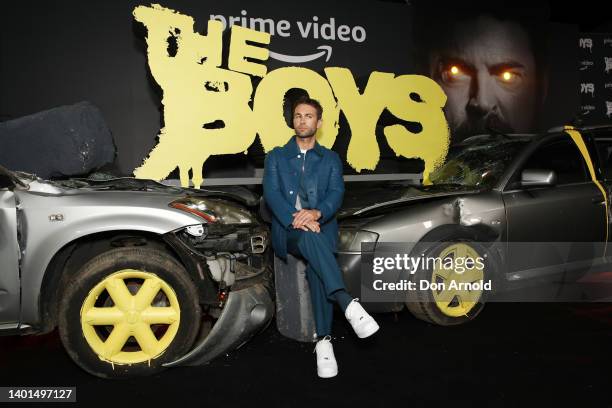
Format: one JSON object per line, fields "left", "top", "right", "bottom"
{"left": 395, "top": 224, "right": 504, "bottom": 318}
{"left": 417, "top": 224, "right": 499, "bottom": 244}
{"left": 37, "top": 230, "right": 196, "bottom": 333}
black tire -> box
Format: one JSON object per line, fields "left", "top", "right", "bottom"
{"left": 58, "top": 247, "right": 200, "bottom": 378}
{"left": 405, "top": 240, "right": 496, "bottom": 326}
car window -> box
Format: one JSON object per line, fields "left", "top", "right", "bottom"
{"left": 518, "top": 136, "right": 589, "bottom": 186}
{"left": 592, "top": 131, "right": 612, "bottom": 180}
{"left": 430, "top": 136, "right": 530, "bottom": 188}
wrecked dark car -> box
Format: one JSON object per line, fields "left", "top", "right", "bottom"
{"left": 0, "top": 167, "right": 273, "bottom": 378}
{"left": 337, "top": 126, "right": 612, "bottom": 326}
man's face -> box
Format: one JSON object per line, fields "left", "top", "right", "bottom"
{"left": 293, "top": 103, "right": 321, "bottom": 138}
{"left": 430, "top": 16, "right": 539, "bottom": 142}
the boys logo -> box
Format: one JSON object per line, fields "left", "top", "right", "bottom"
{"left": 579, "top": 38, "right": 593, "bottom": 53}
{"left": 605, "top": 57, "right": 612, "bottom": 74}
{"left": 133, "top": 4, "right": 450, "bottom": 188}
{"left": 581, "top": 83, "right": 595, "bottom": 97}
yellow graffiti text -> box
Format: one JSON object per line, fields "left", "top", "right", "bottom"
{"left": 133, "top": 4, "right": 449, "bottom": 187}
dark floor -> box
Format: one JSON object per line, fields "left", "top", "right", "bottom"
{"left": 0, "top": 303, "right": 611, "bottom": 407}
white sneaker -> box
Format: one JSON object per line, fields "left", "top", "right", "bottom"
{"left": 314, "top": 335, "right": 338, "bottom": 378}
{"left": 345, "top": 298, "right": 380, "bottom": 338}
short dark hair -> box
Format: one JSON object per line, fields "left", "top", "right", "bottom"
{"left": 292, "top": 96, "right": 323, "bottom": 120}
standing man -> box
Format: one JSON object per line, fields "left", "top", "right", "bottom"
{"left": 263, "top": 96, "right": 379, "bottom": 378}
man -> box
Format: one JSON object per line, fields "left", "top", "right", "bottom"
{"left": 263, "top": 96, "right": 379, "bottom": 378}
{"left": 415, "top": 4, "right": 548, "bottom": 143}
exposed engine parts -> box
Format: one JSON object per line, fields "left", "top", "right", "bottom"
{"left": 176, "top": 223, "right": 270, "bottom": 291}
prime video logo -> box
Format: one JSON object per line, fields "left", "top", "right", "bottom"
{"left": 580, "top": 60, "right": 594, "bottom": 71}
{"left": 209, "top": 10, "right": 367, "bottom": 63}
{"left": 581, "top": 105, "right": 595, "bottom": 115}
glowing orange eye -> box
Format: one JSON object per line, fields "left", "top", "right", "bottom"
{"left": 450, "top": 66, "right": 460, "bottom": 75}
{"left": 502, "top": 71, "right": 513, "bottom": 81}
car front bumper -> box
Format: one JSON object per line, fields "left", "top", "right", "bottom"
{"left": 164, "top": 282, "right": 274, "bottom": 367}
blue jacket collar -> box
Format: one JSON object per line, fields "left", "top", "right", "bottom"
{"left": 282, "top": 136, "right": 325, "bottom": 158}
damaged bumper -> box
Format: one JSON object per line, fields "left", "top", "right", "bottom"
{"left": 164, "top": 281, "right": 274, "bottom": 367}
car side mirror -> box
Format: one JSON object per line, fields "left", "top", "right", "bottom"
{"left": 520, "top": 169, "right": 556, "bottom": 188}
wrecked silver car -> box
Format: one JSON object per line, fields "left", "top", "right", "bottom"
{"left": 337, "top": 126, "right": 612, "bottom": 326}
{"left": 0, "top": 167, "right": 273, "bottom": 378}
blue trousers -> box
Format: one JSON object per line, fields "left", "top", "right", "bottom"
{"left": 286, "top": 229, "right": 346, "bottom": 337}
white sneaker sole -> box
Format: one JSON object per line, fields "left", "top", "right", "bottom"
{"left": 318, "top": 367, "right": 338, "bottom": 378}
{"left": 355, "top": 319, "right": 380, "bottom": 339}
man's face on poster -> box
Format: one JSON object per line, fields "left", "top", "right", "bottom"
{"left": 429, "top": 16, "right": 539, "bottom": 142}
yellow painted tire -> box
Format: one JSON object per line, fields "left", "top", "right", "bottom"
{"left": 58, "top": 247, "right": 200, "bottom": 378}
{"left": 405, "top": 240, "right": 494, "bottom": 326}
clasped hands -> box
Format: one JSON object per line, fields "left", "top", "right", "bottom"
{"left": 292, "top": 209, "right": 322, "bottom": 233}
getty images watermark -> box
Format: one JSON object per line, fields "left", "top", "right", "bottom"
{"left": 371, "top": 252, "right": 491, "bottom": 292}
{"left": 358, "top": 242, "right": 612, "bottom": 303}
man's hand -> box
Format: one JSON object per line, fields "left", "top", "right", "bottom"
{"left": 299, "top": 220, "right": 321, "bottom": 233}
{"left": 292, "top": 209, "right": 321, "bottom": 229}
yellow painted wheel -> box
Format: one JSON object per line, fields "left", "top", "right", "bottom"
{"left": 430, "top": 243, "right": 485, "bottom": 317}
{"left": 80, "top": 270, "right": 181, "bottom": 365}
{"left": 59, "top": 247, "right": 200, "bottom": 378}
{"left": 405, "top": 239, "right": 493, "bottom": 326}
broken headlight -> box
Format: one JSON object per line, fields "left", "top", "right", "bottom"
{"left": 338, "top": 229, "right": 379, "bottom": 252}
{"left": 170, "top": 197, "right": 255, "bottom": 224}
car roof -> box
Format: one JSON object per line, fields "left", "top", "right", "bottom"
{"left": 457, "top": 125, "right": 612, "bottom": 147}
{"left": 455, "top": 133, "right": 537, "bottom": 148}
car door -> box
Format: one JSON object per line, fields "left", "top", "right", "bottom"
{"left": 502, "top": 134, "right": 606, "bottom": 278}
{"left": 0, "top": 176, "right": 20, "bottom": 326}
{"left": 588, "top": 129, "right": 612, "bottom": 242}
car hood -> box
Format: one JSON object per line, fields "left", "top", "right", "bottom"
{"left": 338, "top": 182, "right": 479, "bottom": 219}
{"left": 20, "top": 175, "right": 259, "bottom": 207}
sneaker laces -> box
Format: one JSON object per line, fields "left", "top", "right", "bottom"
{"left": 313, "top": 335, "right": 332, "bottom": 353}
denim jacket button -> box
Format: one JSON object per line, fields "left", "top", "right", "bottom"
{"left": 289, "top": 190, "right": 294, "bottom": 195}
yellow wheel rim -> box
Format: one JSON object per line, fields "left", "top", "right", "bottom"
{"left": 80, "top": 270, "right": 181, "bottom": 365}
{"left": 431, "top": 243, "right": 484, "bottom": 317}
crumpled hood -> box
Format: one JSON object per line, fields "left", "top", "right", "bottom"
{"left": 338, "top": 182, "right": 479, "bottom": 219}
{"left": 25, "top": 175, "right": 260, "bottom": 207}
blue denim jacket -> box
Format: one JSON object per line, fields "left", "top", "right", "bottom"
{"left": 263, "top": 137, "right": 344, "bottom": 259}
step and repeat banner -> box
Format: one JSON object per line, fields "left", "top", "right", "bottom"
{"left": 0, "top": 1, "right": 598, "bottom": 183}
{"left": 578, "top": 34, "right": 612, "bottom": 123}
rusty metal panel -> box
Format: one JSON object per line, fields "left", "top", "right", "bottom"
{"left": 274, "top": 254, "right": 317, "bottom": 342}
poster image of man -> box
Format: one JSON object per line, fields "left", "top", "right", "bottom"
{"left": 414, "top": 3, "right": 549, "bottom": 144}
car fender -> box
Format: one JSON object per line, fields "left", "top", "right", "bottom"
{"left": 18, "top": 198, "right": 203, "bottom": 326}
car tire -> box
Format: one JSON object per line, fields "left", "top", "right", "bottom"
{"left": 405, "top": 240, "right": 496, "bottom": 326}
{"left": 58, "top": 246, "right": 200, "bottom": 378}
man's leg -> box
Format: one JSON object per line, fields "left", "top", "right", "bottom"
{"left": 296, "top": 232, "right": 354, "bottom": 313}
{"left": 287, "top": 229, "right": 343, "bottom": 336}
{"left": 290, "top": 230, "right": 345, "bottom": 297}
{"left": 287, "top": 229, "right": 379, "bottom": 339}
{"left": 286, "top": 229, "right": 341, "bottom": 378}
{"left": 304, "top": 264, "right": 333, "bottom": 336}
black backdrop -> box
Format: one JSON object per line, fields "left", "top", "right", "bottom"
{"left": 0, "top": 0, "right": 599, "bottom": 178}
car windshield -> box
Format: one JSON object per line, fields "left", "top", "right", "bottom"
{"left": 0, "top": 165, "right": 30, "bottom": 189}
{"left": 430, "top": 135, "right": 531, "bottom": 188}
